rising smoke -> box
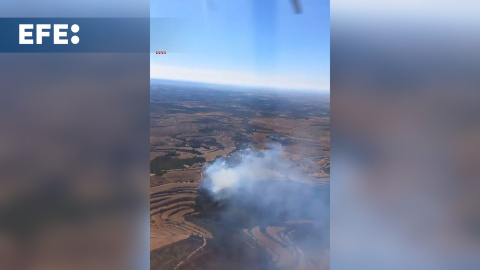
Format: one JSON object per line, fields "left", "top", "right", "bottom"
{"left": 203, "top": 146, "right": 290, "bottom": 194}
{"left": 198, "top": 145, "right": 329, "bottom": 229}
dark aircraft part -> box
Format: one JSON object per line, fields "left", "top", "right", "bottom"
{"left": 291, "top": 0, "right": 302, "bottom": 13}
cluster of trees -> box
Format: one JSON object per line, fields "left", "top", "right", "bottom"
{"left": 150, "top": 155, "right": 206, "bottom": 175}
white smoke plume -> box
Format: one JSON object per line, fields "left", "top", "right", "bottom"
{"left": 198, "top": 145, "right": 329, "bottom": 226}
{"left": 202, "top": 145, "right": 305, "bottom": 198}
{"left": 195, "top": 145, "right": 330, "bottom": 270}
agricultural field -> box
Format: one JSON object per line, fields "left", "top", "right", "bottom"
{"left": 150, "top": 80, "right": 330, "bottom": 270}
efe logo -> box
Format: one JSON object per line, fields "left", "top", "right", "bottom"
{"left": 19, "top": 24, "right": 80, "bottom": 45}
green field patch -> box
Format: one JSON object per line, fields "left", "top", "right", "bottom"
{"left": 150, "top": 156, "right": 206, "bottom": 175}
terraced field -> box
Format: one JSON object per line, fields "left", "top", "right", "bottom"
{"left": 246, "top": 223, "right": 329, "bottom": 270}
{"left": 150, "top": 178, "right": 329, "bottom": 270}
{"left": 150, "top": 182, "right": 212, "bottom": 251}
{"left": 150, "top": 82, "right": 330, "bottom": 269}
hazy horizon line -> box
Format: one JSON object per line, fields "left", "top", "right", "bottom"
{"left": 150, "top": 77, "right": 330, "bottom": 94}
{"left": 150, "top": 64, "right": 329, "bottom": 93}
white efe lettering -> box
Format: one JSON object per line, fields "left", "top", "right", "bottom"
{"left": 19, "top": 24, "right": 79, "bottom": 45}
{"left": 54, "top": 24, "right": 69, "bottom": 44}
{"left": 19, "top": 24, "right": 34, "bottom": 44}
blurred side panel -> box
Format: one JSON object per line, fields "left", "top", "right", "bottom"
{"left": 331, "top": 1, "right": 480, "bottom": 270}
{"left": 0, "top": 1, "right": 149, "bottom": 270}
{"left": 0, "top": 53, "right": 150, "bottom": 270}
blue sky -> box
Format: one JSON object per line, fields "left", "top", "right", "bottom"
{"left": 150, "top": 0, "right": 329, "bottom": 92}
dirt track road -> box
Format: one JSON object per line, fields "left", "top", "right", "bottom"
{"left": 173, "top": 237, "right": 207, "bottom": 270}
